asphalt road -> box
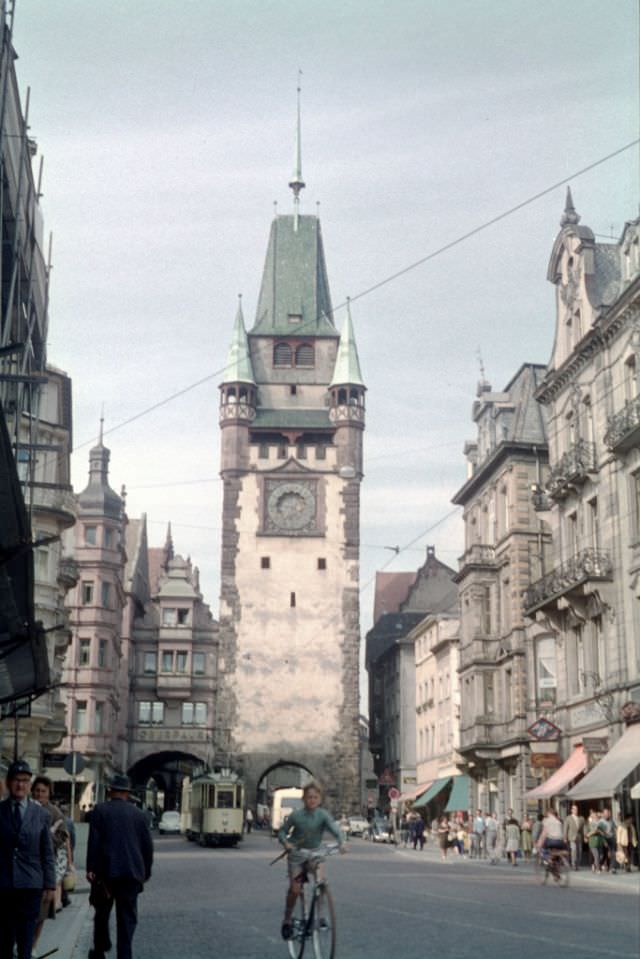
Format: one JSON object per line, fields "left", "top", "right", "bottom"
{"left": 72, "top": 832, "right": 640, "bottom": 959}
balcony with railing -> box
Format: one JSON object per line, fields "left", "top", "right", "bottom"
{"left": 524, "top": 548, "right": 613, "bottom": 616}
{"left": 604, "top": 395, "right": 640, "bottom": 453}
{"left": 545, "top": 439, "right": 596, "bottom": 500}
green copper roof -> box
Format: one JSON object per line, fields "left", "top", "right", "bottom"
{"left": 253, "top": 409, "right": 332, "bottom": 430}
{"left": 251, "top": 215, "right": 337, "bottom": 337}
{"left": 222, "top": 300, "right": 255, "bottom": 385}
{"left": 329, "top": 301, "right": 365, "bottom": 387}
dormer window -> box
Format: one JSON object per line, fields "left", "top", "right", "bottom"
{"left": 288, "top": 313, "right": 302, "bottom": 324}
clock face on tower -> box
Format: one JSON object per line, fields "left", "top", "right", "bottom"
{"left": 264, "top": 480, "right": 317, "bottom": 534}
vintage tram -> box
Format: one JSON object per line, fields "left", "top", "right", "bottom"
{"left": 182, "top": 769, "right": 244, "bottom": 847}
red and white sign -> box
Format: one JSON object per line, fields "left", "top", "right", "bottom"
{"left": 388, "top": 787, "right": 400, "bottom": 801}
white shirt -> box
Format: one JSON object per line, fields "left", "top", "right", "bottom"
{"left": 543, "top": 815, "right": 563, "bottom": 840}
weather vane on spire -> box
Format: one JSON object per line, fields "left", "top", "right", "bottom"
{"left": 288, "top": 69, "right": 305, "bottom": 231}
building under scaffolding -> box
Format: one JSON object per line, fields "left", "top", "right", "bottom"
{"left": 0, "top": 3, "right": 76, "bottom": 773}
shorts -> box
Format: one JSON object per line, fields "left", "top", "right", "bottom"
{"left": 287, "top": 847, "right": 321, "bottom": 880}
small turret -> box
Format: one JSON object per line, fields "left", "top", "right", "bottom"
{"left": 219, "top": 297, "right": 257, "bottom": 425}
{"left": 329, "top": 299, "right": 366, "bottom": 424}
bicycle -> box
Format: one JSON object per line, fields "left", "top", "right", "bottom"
{"left": 534, "top": 846, "right": 570, "bottom": 886}
{"left": 286, "top": 842, "right": 339, "bottom": 959}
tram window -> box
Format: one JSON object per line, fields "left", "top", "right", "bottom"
{"left": 236, "top": 786, "right": 243, "bottom": 807}
{"left": 217, "top": 789, "right": 234, "bottom": 808}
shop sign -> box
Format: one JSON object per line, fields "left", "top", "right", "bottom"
{"left": 528, "top": 717, "right": 561, "bottom": 741}
{"left": 582, "top": 737, "right": 608, "bottom": 754}
{"left": 530, "top": 753, "right": 562, "bottom": 769}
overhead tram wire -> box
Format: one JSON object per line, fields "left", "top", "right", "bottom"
{"left": 70, "top": 138, "right": 640, "bottom": 455}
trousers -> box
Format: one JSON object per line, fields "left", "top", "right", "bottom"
{"left": 92, "top": 878, "right": 142, "bottom": 959}
{"left": 0, "top": 888, "right": 42, "bottom": 959}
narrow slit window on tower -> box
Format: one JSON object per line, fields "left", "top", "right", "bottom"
{"left": 316, "top": 446, "right": 326, "bottom": 460}
{"left": 296, "top": 443, "right": 306, "bottom": 459}
{"left": 290, "top": 592, "right": 296, "bottom": 608}
{"left": 290, "top": 384, "right": 297, "bottom": 396}
{"left": 277, "top": 443, "right": 287, "bottom": 459}
{"left": 261, "top": 557, "right": 271, "bottom": 569}
{"left": 318, "top": 558, "right": 326, "bottom": 571}
{"left": 258, "top": 443, "right": 269, "bottom": 459}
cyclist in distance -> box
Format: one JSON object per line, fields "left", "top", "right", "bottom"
{"left": 536, "top": 806, "right": 567, "bottom": 855}
{"left": 278, "top": 781, "right": 346, "bottom": 941}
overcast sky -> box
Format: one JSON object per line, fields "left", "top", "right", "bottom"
{"left": 12, "top": 1, "right": 638, "bottom": 655}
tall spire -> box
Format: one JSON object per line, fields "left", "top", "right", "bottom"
{"left": 330, "top": 298, "right": 365, "bottom": 387}
{"left": 560, "top": 186, "right": 580, "bottom": 227}
{"left": 288, "top": 71, "right": 305, "bottom": 232}
{"left": 98, "top": 404, "right": 104, "bottom": 445}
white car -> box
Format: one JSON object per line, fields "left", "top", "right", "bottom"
{"left": 347, "top": 816, "right": 370, "bottom": 837}
{"left": 158, "top": 810, "right": 181, "bottom": 835}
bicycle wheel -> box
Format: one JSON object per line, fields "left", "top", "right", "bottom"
{"left": 534, "top": 853, "right": 548, "bottom": 885}
{"left": 553, "top": 855, "right": 570, "bottom": 888}
{"left": 312, "top": 883, "right": 336, "bottom": 959}
{"left": 287, "top": 888, "right": 308, "bottom": 959}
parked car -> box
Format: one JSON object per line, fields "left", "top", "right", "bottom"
{"left": 158, "top": 810, "right": 181, "bottom": 835}
{"left": 368, "top": 818, "right": 393, "bottom": 843}
{"left": 347, "top": 816, "right": 370, "bottom": 837}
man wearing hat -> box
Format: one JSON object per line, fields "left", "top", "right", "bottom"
{"left": 0, "top": 760, "right": 56, "bottom": 959}
{"left": 86, "top": 772, "right": 153, "bottom": 959}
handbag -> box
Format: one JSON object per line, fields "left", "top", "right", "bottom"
{"left": 63, "top": 868, "right": 76, "bottom": 892}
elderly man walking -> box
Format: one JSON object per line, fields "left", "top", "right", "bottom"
{"left": 0, "top": 760, "right": 56, "bottom": 959}
{"left": 87, "top": 773, "right": 153, "bottom": 959}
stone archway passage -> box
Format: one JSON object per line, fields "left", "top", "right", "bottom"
{"left": 128, "top": 750, "right": 205, "bottom": 813}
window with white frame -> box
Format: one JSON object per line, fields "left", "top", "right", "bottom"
{"left": 78, "top": 639, "right": 91, "bottom": 667}
{"left": 95, "top": 702, "right": 104, "bottom": 734}
{"left": 536, "top": 636, "right": 557, "bottom": 702}
{"left": 143, "top": 652, "right": 157, "bottom": 675}
{"left": 75, "top": 701, "right": 87, "bottom": 734}
{"left": 192, "top": 652, "right": 205, "bottom": 675}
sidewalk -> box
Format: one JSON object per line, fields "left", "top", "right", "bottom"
{"left": 389, "top": 837, "right": 640, "bottom": 894}
{"left": 37, "top": 823, "right": 92, "bottom": 959}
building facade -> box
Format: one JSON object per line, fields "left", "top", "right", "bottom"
{"left": 366, "top": 547, "right": 457, "bottom": 806}
{"left": 413, "top": 612, "right": 461, "bottom": 789}
{"left": 216, "top": 154, "right": 365, "bottom": 809}
{"left": 524, "top": 193, "right": 640, "bottom": 804}
{"left": 452, "top": 363, "right": 549, "bottom": 817}
{"left": 0, "top": 10, "right": 75, "bottom": 773}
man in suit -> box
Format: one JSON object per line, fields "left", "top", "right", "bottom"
{"left": 86, "top": 772, "right": 153, "bottom": 959}
{"left": 0, "top": 760, "right": 56, "bottom": 959}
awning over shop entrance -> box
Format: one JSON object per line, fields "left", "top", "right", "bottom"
{"left": 444, "top": 775, "right": 471, "bottom": 813}
{"left": 566, "top": 725, "right": 640, "bottom": 801}
{"left": 525, "top": 746, "right": 587, "bottom": 800}
{"left": 412, "top": 777, "right": 451, "bottom": 809}
{"left": 399, "top": 781, "right": 433, "bottom": 802}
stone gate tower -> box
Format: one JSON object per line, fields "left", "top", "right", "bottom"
{"left": 216, "top": 121, "right": 365, "bottom": 811}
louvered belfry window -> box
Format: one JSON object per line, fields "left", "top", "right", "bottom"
{"left": 274, "top": 342, "right": 292, "bottom": 366}
{"left": 295, "top": 343, "right": 314, "bottom": 367}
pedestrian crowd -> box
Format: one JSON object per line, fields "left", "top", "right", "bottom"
{"left": 396, "top": 804, "right": 638, "bottom": 871}
{"left": 0, "top": 761, "right": 153, "bottom": 959}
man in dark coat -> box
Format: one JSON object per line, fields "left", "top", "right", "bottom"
{"left": 0, "top": 760, "right": 56, "bottom": 959}
{"left": 86, "top": 773, "right": 153, "bottom": 959}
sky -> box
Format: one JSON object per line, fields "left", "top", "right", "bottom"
{"left": 10, "top": 0, "right": 639, "bottom": 670}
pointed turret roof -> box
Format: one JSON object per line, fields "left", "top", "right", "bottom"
{"left": 329, "top": 301, "right": 365, "bottom": 387}
{"left": 77, "top": 426, "right": 122, "bottom": 519}
{"left": 560, "top": 186, "right": 580, "bottom": 227}
{"left": 222, "top": 298, "right": 255, "bottom": 384}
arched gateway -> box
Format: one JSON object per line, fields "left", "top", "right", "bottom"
{"left": 215, "top": 127, "right": 365, "bottom": 814}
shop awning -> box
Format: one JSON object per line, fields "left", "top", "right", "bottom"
{"left": 566, "top": 725, "right": 640, "bottom": 801}
{"left": 525, "top": 746, "right": 587, "bottom": 800}
{"left": 399, "top": 781, "right": 433, "bottom": 802}
{"left": 412, "top": 777, "right": 451, "bottom": 809}
{"left": 444, "top": 775, "right": 471, "bottom": 813}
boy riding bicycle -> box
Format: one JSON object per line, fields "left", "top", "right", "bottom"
{"left": 278, "top": 781, "right": 346, "bottom": 940}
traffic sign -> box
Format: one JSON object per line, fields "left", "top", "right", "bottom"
{"left": 388, "top": 787, "right": 400, "bottom": 800}
{"left": 63, "top": 752, "right": 86, "bottom": 775}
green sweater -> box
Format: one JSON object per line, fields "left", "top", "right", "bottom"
{"left": 278, "top": 807, "right": 344, "bottom": 850}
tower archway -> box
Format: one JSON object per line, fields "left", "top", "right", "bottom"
{"left": 128, "top": 750, "right": 204, "bottom": 813}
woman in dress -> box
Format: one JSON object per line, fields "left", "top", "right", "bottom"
{"left": 520, "top": 815, "right": 533, "bottom": 861}
{"left": 505, "top": 816, "right": 521, "bottom": 866}
{"left": 31, "top": 775, "right": 72, "bottom": 948}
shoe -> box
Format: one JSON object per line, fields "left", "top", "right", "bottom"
{"left": 281, "top": 922, "right": 293, "bottom": 941}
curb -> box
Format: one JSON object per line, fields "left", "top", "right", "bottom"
{"left": 37, "top": 892, "right": 91, "bottom": 959}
